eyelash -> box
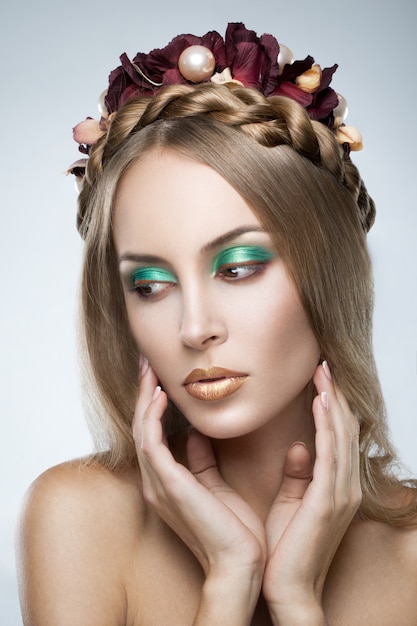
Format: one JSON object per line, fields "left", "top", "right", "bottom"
{"left": 128, "top": 271, "right": 177, "bottom": 301}
{"left": 128, "top": 249, "right": 274, "bottom": 301}
{"left": 129, "top": 281, "right": 173, "bottom": 298}
{"left": 216, "top": 260, "right": 270, "bottom": 280}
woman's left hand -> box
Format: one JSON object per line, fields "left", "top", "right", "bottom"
{"left": 262, "top": 362, "right": 362, "bottom": 625}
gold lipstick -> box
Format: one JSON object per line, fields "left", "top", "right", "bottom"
{"left": 183, "top": 367, "right": 248, "bottom": 401}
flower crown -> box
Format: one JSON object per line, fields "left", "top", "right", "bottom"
{"left": 68, "top": 22, "right": 362, "bottom": 179}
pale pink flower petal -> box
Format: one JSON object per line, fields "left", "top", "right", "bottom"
{"left": 73, "top": 118, "right": 104, "bottom": 145}
{"left": 335, "top": 125, "right": 363, "bottom": 151}
{"left": 211, "top": 67, "right": 243, "bottom": 86}
{"left": 295, "top": 64, "right": 322, "bottom": 94}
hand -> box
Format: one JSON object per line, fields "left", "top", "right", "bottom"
{"left": 133, "top": 359, "right": 266, "bottom": 620}
{"left": 262, "top": 362, "right": 361, "bottom": 623}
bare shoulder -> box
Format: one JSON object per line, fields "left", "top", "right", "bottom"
{"left": 17, "top": 457, "right": 143, "bottom": 626}
{"left": 19, "top": 456, "right": 144, "bottom": 548}
{"left": 20, "top": 455, "right": 143, "bottom": 521}
{"left": 325, "top": 504, "right": 417, "bottom": 624}
{"left": 356, "top": 514, "right": 417, "bottom": 567}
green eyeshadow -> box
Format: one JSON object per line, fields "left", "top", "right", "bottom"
{"left": 130, "top": 267, "right": 177, "bottom": 283}
{"left": 212, "top": 245, "right": 274, "bottom": 274}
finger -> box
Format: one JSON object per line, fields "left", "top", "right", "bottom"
{"left": 267, "top": 443, "right": 313, "bottom": 553}
{"left": 141, "top": 384, "right": 170, "bottom": 454}
{"left": 326, "top": 382, "right": 361, "bottom": 506}
{"left": 313, "top": 363, "right": 353, "bottom": 449}
{"left": 187, "top": 429, "right": 226, "bottom": 491}
{"left": 133, "top": 358, "right": 158, "bottom": 433}
{"left": 187, "top": 429, "right": 217, "bottom": 475}
{"left": 308, "top": 389, "right": 338, "bottom": 505}
{"left": 133, "top": 363, "right": 172, "bottom": 473}
{"left": 276, "top": 442, "right": 313, "bottom": 502}
{"left": 315, "top": 362, "right": 357, "bottom": 435}
{"left": 312, "top": 364, "right": 361, "bottom": 509}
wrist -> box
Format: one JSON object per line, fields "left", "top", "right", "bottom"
{"left": 193, "top": 568, "right": 263, "bottom": 625}
{"left": 267, "top": 599, "right": 327, "bottom": 626}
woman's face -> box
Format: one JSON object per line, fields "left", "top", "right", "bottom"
{"left": 113, "top": 149, "right": 320, "bottom": 439}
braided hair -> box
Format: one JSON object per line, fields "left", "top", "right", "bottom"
{"left": 78, "top": 83, "right": 374, "bottom": 235}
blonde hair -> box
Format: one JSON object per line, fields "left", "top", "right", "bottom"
{"left": 78, "top": 82, "right": 417, "bottom": 524}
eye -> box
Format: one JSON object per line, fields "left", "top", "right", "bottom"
{"left": 131, "top": 281, "right": 176, "bottom": 299}
{"left": 128, "top": 267, "right": 177, "bottom": 301}
{"left": 216, "top": 261, "right": 268, "bottom": 280}
{"left": 212, "top": 245, "right": 275, "bottom": 282}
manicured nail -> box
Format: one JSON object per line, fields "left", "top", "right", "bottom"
{"left": 322, "top": 360, "right": 332, "bottom": 380}
{"left": 321, "top": 391, "right": 329, "bottom": 410}
{"left": 290, "top": 441, "right": 307, "bottom": 449}
{"left": 152, "top": 385, "right": 161, "bottom": 401}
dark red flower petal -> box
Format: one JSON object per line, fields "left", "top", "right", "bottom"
{"left": 68, "top": 164, "right": 86, "bottom": 177}
{"left": 280, "top": 56, "right": 314, "bottom": 82}
{"left": 162, "top": 68, "right": 186, "bottom": 86}
{"left": 318, "top": 64, "right": 338, "bottom": 92}
{"left": 224, "top": 23, "right": 280, "bottom": 93}
{"left": 260, "top": 33, "right": 280, "bottom": 94}
{"left": 105, "top": 65, "right": 130, "bottom": 113}
{"left": 308, "top": 87, "right": 339, "bottom": 122}
{"left": 225, "top": 22, "right": 258, "bottom": 50}
{"left": 272, "top": 81, "right": 313, "bottom": 108}
{"left": 199, "top": 31, "right": 227, "bottom": 69}
{"left": 142, "top": 39, "right": 188, "bottom": 76}
{"left": 120, "top": 52, "right": 148, "bottom": 85}
{"left": 231, "top": 42, "right": 266, "bottom": 87}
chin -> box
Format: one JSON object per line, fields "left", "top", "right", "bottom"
{"left": 175, "top": 397, "right": 276, "bottom": 440}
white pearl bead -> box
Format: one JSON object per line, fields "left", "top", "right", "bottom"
{"left": 178, "top": 45, "right": 216, "bottom": 82}
{"left": 277, "top": 44, "right": 294, "bottom": 75}
{"left": 333, "top": 93, "right": 349, "bottom": 127}
{"left": 97, "top": 89, "right": 109, "bottom": 118}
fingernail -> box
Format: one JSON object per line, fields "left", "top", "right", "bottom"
{"left": 322, "top": 360, "right": 332, "bottom": 380}
{"left": 139, "top": 354, "right": 144, "bottom": 369}
{"left": 152, "top": 385, "right": 161, "bottom": 401}
{"left": 290, "top": 441, "right": 307, "bottom": 448}
{"left": 321, "top": 391, "right": 329, "bottom": 410}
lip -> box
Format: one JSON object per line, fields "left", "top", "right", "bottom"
{"left": 183, "top": 367, "right": 248, "bottom": 401}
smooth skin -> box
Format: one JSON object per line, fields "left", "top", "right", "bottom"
{"left": 136, "top": 358, "right": 359, "bottom": 624}
{"left": 17, "top": 150, "right": 417, "bottom": 625}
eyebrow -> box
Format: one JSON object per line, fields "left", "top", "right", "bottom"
{"left": 201, "top": 226, "right": 265, "bottom": 253}
{"left": 118, "top": 226, "right": 266, "bottom": 265}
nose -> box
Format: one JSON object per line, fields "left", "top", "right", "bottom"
{"left": 179, "top": 286, "right": 228, "bottom": 350}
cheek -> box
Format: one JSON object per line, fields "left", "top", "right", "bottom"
{"left": 252, "top": 288, "right": 320, "bottom": 371}
{"left": 125, "top": 300, "right": 177, "bottom": 364}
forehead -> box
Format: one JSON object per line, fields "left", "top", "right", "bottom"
{"left": 113, "top": 149, "right": 262, "bottom": 254}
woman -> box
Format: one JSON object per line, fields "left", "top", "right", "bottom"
{"left": 17, "top": 24, "right": 417, "bottom": 625}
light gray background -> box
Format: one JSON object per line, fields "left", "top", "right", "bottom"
{"left": 1, "top": 0, "right": 416, "bottom": 623}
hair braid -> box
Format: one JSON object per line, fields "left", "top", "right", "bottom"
{"left": 77, "top": 82, "right": 374, "bottom": 237}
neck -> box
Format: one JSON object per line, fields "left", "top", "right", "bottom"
{"left": 211, "top": 403, "right": 315, "bottom": 521}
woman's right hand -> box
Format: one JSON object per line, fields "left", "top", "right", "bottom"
{"left": 133, "top": 359, "right": 266, "bottom": 624}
